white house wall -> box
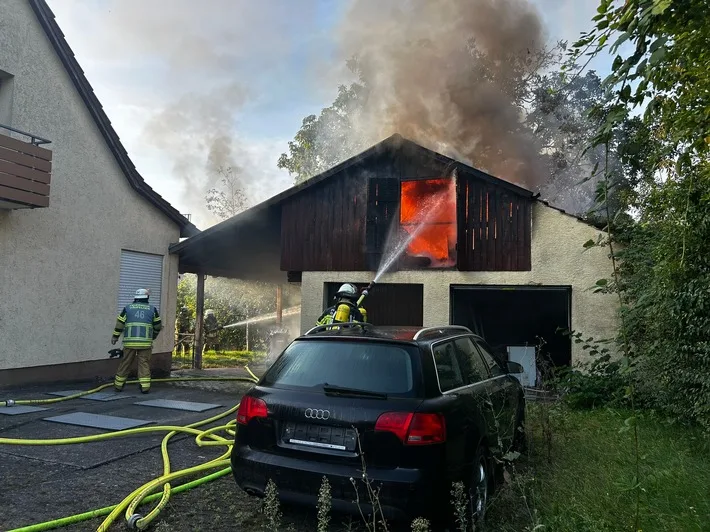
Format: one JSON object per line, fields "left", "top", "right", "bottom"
{"left": 0, "top": 0, "right": 180, "bottom": 371}
{"left": 301, "top": 202, "right": 618, "bottom": 366}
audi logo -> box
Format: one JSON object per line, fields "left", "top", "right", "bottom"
{"left": 304, "top": 408, "right": 331, "bottom": 420}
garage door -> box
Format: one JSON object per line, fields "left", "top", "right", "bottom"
{"left": 118, "top": 250, "right": 163, "bottom": 313}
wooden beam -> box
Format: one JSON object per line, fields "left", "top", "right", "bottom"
{"left": 193, "top": 273, "right": 205, "bottom": 369}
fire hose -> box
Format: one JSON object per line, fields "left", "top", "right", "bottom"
{"left": 1, "top": 372, "right": 259, "bottom": 532}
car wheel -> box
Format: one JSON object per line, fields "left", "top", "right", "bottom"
{"left": 469, "top": 446, "right": 489, "bottom": 525}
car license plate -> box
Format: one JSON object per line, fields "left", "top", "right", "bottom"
{"left": 282, "top": 422, "right": 357, "bottom": 452}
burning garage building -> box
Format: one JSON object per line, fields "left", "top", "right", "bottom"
{"left": 173, "top": 134, "right": 618, "bottom": 382}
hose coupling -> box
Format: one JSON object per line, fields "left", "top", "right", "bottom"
{"left": 127, "top": 514, "right": 143, "bottom": 530}
{"left": 5, "top": 399, "right": 15, "bottom": 407}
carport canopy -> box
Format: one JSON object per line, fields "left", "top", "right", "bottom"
{"left": 170, "top": 203, "right": 285, "bottom": 283}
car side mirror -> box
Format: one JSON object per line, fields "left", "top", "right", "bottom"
{"left": 507, "top": 361, "right": 524, "bottom": 374}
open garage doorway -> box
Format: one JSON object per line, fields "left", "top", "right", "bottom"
{"left": 450, "top": 285, "right": 571, "bottom": 387}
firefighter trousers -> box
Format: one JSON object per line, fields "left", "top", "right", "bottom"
{"left": 114, "top": 348, "right": 152, "bottom": 392}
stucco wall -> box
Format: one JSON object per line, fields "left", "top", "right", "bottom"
{"left": 0, "top": 0, "right": 180, "bottom": 370}
{"left": 301, "top": 203, "right": 618, "bottom": 365}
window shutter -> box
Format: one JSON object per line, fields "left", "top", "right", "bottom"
{"left": 118, "top": 250, "right": 164, "bottom": 313}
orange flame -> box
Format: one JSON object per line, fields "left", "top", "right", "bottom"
{"left": 400, "top": 178, "right": 457, "bottom": 267}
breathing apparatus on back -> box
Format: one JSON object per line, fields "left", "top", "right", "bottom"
{"left": 318, "top": 281, "right": 375, "bottom": 325}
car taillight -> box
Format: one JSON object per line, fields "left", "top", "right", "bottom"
{"left": 375, "top": 412, "right": 446, "bottom": 445}
{"left": 236, "top": 396, "right": 268, "bottom": 425}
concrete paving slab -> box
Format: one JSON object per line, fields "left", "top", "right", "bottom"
{"left": 0, "top": 405, "right": 49, "bottom": 415}
{"left": 44, "top": 412, "right": 154, "bottom": 431}
{"left": 46, "top": 390, "right": 135, "bottom": 401}
{"left": 135, "top": 399, "right": 222, "bottom": 412}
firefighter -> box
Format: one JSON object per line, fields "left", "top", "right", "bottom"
{"left": 316, "top": 283, "right": 368, "bottom": 325}
{"left": 111, "top": 288, "right": 162, "bottom": 394}
{"left": 175, "top": 306, "right": 193, "bottom": 356}
{"left": 203, "top": 309, "right": 222, "bottom": 353}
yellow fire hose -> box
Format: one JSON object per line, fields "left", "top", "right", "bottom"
{"left": 1, "top": 372, "right": 259, "bottom": 531}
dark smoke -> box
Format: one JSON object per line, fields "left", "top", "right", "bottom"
{"left": 336, "top": 0, "right": 550, "bottom": 190}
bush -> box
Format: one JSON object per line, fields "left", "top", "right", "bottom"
{"left": 554, "top": 355, "right": 627, "bottom": 409}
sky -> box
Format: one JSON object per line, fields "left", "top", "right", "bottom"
{"left": 46, "top": 0, "right": 609, "bottom": 229}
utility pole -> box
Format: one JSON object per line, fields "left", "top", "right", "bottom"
{"left": 193, "top": 273, "right": 205, "bottom": 370}
{"left": 276, "top": 285, "right": 283, "bottom": 325}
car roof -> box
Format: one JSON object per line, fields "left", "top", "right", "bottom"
{"left": 297, "top": 324, "right": 482, "bottom": 345}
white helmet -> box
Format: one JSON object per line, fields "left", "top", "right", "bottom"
{"left": 135, "top": 288, "right": 150, "bottom": 300}
{"left": 335, "top": 283, "right": 358, "bottom": 300}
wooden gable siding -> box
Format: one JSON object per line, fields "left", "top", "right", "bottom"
{"left": 280, "top": 168, "right": 369, "bottom": 272}
{"left": 456, "top": 171, "right": 532, "bottom": 271}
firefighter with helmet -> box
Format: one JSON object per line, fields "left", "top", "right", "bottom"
{"left": 111, "top": 288, "right": 162, "bottom": 394}
{"left": 316, "top": 283, "right": 368, "bottom": 325}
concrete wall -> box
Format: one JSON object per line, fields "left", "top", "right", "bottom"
{"left": 0, "top": 0, "right": 180, "bottom": 375}
{"left": 301, "top": 203, "right": 619, "bottom": 366}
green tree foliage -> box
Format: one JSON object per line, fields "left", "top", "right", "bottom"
{"left": 576, "top": 0, "right": 710, "bottom": 428}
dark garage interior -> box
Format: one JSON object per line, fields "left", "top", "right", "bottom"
{"left": 324, "top": 283, "right": 424, "bottom": 327}
{"left": 450, "top": 285, "right": 572, "bottom": 372}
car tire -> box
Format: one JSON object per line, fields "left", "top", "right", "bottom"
{"left": 469, "top": 445, "right": 489, "bottom": 527}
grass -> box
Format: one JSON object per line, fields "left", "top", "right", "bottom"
{"left": 172, "top": 349, "right": 266, "bottom": 369}
{"left": 487, "top": 404, "right": 710, "bottom": 532}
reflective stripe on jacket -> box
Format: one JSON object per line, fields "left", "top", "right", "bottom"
{"left": 113, "top": 302, "right": 162, "bottom": 348}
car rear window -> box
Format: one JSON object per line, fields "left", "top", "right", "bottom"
{"left": 262, "top": 340, "right": 417, "bottom": 396}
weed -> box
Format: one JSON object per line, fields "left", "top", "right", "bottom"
{"left": 410, "top": 517, "right": 431, "bottom": 532}
{"left": 317, "top": 476, "right": 332, "bottom": 532}
{"left": 263, "top": 479, "right": 282, "bottom": 531}
{"left": 450, "top": 481, "right": 470, "bottom": 532}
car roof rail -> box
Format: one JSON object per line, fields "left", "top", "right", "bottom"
{"left": 412, "top": 325, "right": 472, "bottom": 341}
{"left": 304, "top": 322, "right": 376, "bottom": 336}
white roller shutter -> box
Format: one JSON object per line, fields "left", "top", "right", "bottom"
{"left": 118, "top": 250, "right": 164, "bottom": 313}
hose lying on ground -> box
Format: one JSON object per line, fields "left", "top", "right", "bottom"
{"left": 1, "top": 370, "right": 259, "bottom": 532}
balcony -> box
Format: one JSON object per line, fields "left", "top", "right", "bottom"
{"left": 0, "top": 124, "right": 52, "bottom": 209}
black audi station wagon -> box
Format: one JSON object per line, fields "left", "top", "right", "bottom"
{"left": 231, "top": 324, "right": 526, "bottom": 526}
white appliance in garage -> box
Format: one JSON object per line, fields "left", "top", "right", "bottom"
{"left": 507, "top": 346, "right": 537, "bottom": 388}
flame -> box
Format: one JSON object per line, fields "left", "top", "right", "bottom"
{"left": 400, "top": 178, "right": 457, "bottom": 267}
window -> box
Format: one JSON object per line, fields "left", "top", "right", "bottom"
{"left": 118, "top": 250, "right": 163, "bottom": 312}
{"left": 263, "top": 340, "right": 417, "bottom": 397}
{"left": 474, "top": 339, "right": 506, "bottom": 377}
{"left": 400, "top": 179, "right": 457, "bottom": 268}
{"left": 432, "top": 340, "right": 465, "bottom": 392}
{"left": 453, "top": 337, "right": 490, "bottom": 384}
{"left": 0, "top": 71, "right": 14, "bottom": 125}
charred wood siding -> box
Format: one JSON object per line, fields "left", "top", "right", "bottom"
{"left": 456, "top": 173, "right": 532, "bottom": 271}
{"left": 280, "top": 171, "right": 368, "bottom": 271}
{"left": 324, "top": 282, "right": 423, "bottom": 326}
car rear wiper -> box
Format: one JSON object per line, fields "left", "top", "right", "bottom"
{"left": 322, "top": 383, "right": 388, "bottom": 399}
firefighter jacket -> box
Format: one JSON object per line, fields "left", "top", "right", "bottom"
{"left": 316, "top": 299, "right": 367, "bottom": 325}
{"left": 113, "top": 301, "right": 162, "bottom": 349}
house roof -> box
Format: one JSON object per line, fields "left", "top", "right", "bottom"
{"left": 28, "top": 0, "right": 199, "bottom": 238}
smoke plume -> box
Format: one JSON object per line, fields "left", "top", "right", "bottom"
{"left": 334, "top": 0, "right": 550, "bottom": 190}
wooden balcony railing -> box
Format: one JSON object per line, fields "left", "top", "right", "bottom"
{"left": 0, "top": 124, "right": 52, "bottom": 209}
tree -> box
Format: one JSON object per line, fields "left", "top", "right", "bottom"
{"left": 205, "top": 166, "right": 248, "bottom": 220}
{"left": 574, "top": 0, "right": 710, "bottom": 428}
{"left": 277, "top": 60, "right": 369, "bottom": 184}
